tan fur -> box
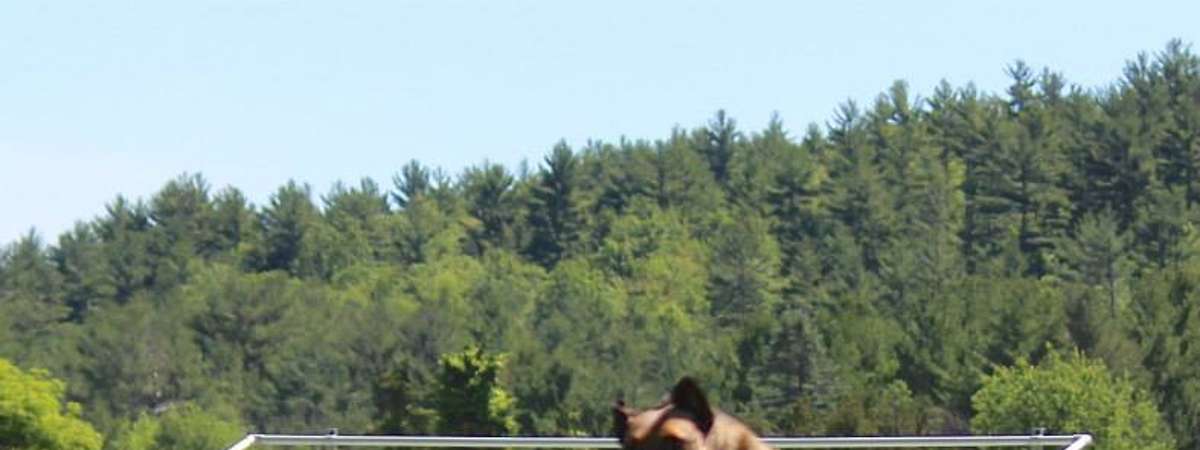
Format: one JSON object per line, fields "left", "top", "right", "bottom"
{"left": 614, "top": 379, "right": 773, "bottom": 450}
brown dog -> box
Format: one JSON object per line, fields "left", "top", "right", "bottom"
{"left": 612, "top": 378, "right": 772, "bottom": 450}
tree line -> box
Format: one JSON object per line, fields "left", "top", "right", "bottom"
{"left": 2, "top": 41, "right": 1199, "bottom": 450}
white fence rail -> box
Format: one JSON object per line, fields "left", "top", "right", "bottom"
{"left": 223, "top": 434, "right": 1093, "bottom": 450}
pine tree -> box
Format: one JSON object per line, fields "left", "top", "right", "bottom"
{"left": 525, "top": 142, "right": 583, "bottom": 268}
{"left": 0, "top": 232, "right": 69, "bottom": 363}
{"left": 826, "top": 101, "right": 897, "bottom": 275}
{"left": 1056, "top": 210, "right": 1133, "bottom": 317}
{"left": 148, "top": 174, "right": 214, "bottom": 289}
{"left": 1155, "top": 41, "right": 1200, "bottom": 207}
{"left": 729, "top": 113, "right": 792, "bottom": 211}
{"left": 1070, "top": 59, "right": 1158, "bottom": 227}
{"left": 698, "top": 110, "right": 741, "bottom": 188}
{"left": 95, "top": 196, "right": 155, "bottom": 302}
{"left": 1130, "top": 265, "right": 1200, "bottom": 450}
{"left": 324, "top": 178, "right": 390, "bottom": 226}
{"left": 461, "top": 163, "right": 517, "bottom": 255}
{"left": 253, "top": 181, "right": 318, "bottom": 274}
{"left": 648, "top": 130, "right": 725, "bottom": 218}
{"left": 708, "top": 210, "right": 783, "bottom": 409}
{"left": 302, "top": 178, "right": 389, "bottom": 277}
{"left": 393, "top": 160, "right": 432, "bottom": 209}
{"left": 926, "top": 83, "right": 995, "bottom": 273}
{"left": 149, "top": 173, "right": 215, "bottom": 258}
{"left": 51, "top": 224, "right": 113, "bottom": 322}
{"left": 210, "top": 187, "right": 257, "bottom": 260}
{"left": 767, "top": 124, "right": 831, "bottom": 288}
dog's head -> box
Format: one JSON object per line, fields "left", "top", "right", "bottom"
{"left": 612, "top": 377, "right": 716, "bottom": 450}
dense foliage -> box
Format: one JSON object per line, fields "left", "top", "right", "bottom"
{"left": 0, "top": 359, "right": 102, "bottom": 450}
{"left": 972, "top": 350, "right": 1173, "bottom": 450}
{"left": 3, "top": 41, "right": 1200, "bottom": 449}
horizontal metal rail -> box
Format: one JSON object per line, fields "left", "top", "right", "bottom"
{"left": 223, "top": 434, "right": 1093, "bottom": 449}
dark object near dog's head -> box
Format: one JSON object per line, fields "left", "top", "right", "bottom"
{"left": 612, "top": 377, "right": 770, "bottom": 450}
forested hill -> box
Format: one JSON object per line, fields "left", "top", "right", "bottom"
{"left": 3, "top": 42, "right": 1200, "bottom": 450}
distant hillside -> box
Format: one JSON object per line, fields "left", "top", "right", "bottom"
{"left": 1, "top": 41, "right": 1198, "bottom": 450}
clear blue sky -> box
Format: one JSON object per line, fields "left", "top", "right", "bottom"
{"left": 3, "top": 0, "right": 1198, "bottom": 246}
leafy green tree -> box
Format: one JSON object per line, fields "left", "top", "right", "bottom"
{"left": 108, "top": 404, "right": 243, "bottom": 450}
{"left": 627, "top": 228, "right": 733, "bottom": 397}
{"left": 466, "top": 251, "right": 543, "bottom": 351}
{"left": 972, "top": 350, "right": 1173, "bottom": 450}
{"left": 397, "top": 253, "right": 483, "bottom": 367}
{"left": 797, "top": 380, "right": 948, "bottom": 437}
{"left": 895, "top": 275, "right": 1068, "bottom": 421}
{"left": 435, "top": 347, "right": 519, "bottom": 436}
{"left": 804, "top": 275, "right": 905, "bottom": 426}
{"left": 329, "top": 263, "right": 419, "bottom": 373}
{"left": 257, "top": 295, "right": 378, "bottom": 433}
{"left": 514, "top": 258, "right": 627, "bottom": 434}
{"left": 375, "top": 359, "right": 439, "bottom": 435}
{"left": 77, "top": 298, "right": 207, "bottom": 431}
{"left": 327, "top": 264, "right": 430, "bottom": 435}
{"left": 0, "top": 358, "right": 103, "bottom": 450}
{"left": 106, "top": 413, "right": 158, "bottom": 450}
{"left": 183, "top": 266, "right": 317, "bottom": 431}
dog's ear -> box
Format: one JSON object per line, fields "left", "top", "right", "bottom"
{"left": 670, "top": 377, "right": 714, "bottom": 435}
{"left": 612, "top": 400, "right": 631, "bottom": 440}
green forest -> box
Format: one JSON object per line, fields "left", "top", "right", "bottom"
{"left": 3, "top": 41, "right": 1200, "bottom": 450}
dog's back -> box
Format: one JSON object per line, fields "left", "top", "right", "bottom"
{"left": 703, "top": 411, "right": 772, "bottom": 450}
